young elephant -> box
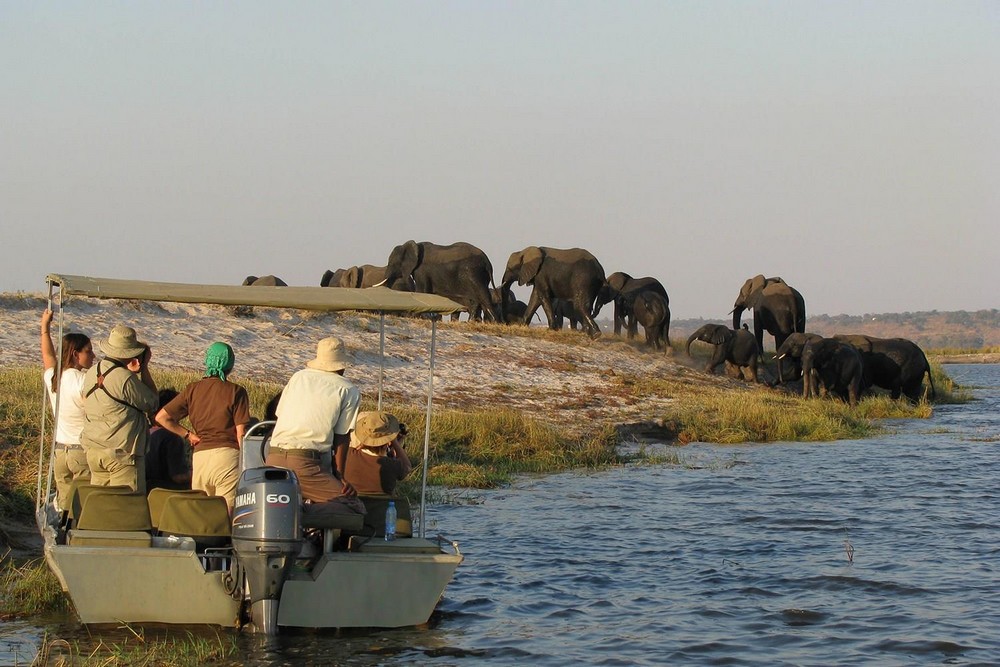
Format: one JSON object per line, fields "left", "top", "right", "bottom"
{"left": 774, "top": 332, "right": 823, "bottom": 384}
{"left": 685, "top": 323, "right": 758, "bottom": 382}
{"left": 800, "top": 338, "right": 864, "bottom": 406}
{"left": 626, "top": 291, "right": 671, "bottom": 352}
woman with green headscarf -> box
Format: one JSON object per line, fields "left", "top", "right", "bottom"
{"left": 155, "top": 342, "right": 251, "bottom": 512}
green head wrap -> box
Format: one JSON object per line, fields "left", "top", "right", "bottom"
{"left": 205, "top": 342, "right": 235, "bottom": 381}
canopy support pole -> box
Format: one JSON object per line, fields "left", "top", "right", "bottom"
{"left": 418, "top": 317, "right": 438, "bottom": 538}
{"left": 377, "top": 312, "right": 385, "bottom": 410}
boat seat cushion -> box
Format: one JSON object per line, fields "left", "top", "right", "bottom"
{"left": 70, "top": 484, "right": 133, "bottom": 523}
{"left": 147, "top": 487, "right": 206, "bottom": 530}
{"left": 301, "top": 503, "right": 365, "bottom": 532}
{"left": 158, "top": 495, "right": 231, "bottom": 547}
{"left": 76, "top": 491, "right": 152, "bottom": 532}
{"left": 68, "top": 529, "right": 152, "bottom": 548}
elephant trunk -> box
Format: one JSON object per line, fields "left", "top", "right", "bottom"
{"left": 732, "top": 305, "right": 745, "bottom": 331}
{"left": 685, "top": 331, "right": 700, "bottom": 357}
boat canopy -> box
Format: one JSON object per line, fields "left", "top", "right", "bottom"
{"left": 45, "top": 274, "right": 463, "bottom": 315}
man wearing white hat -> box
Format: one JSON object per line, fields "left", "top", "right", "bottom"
{"left": 265, "top": 337, "right": 365, "bottom": 514}
{"left": 80, "top": 324, "right": 159, "bottom": 494}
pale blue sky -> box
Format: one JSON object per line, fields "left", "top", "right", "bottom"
{"left": 2, "top": 2, "right": 997, "bottom": 318}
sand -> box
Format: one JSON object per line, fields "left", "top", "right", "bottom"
{"left": 1, "top": 292, "right": 734, "bottom": 429}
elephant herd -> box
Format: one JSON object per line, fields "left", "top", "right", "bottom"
{"left": 246, "top": 244, "right": 935, "bottom": 406}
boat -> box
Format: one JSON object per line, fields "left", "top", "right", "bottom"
{"left": 36, "top": 274, "right": 465, "bottom": 633}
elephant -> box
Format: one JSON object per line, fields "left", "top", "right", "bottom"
{"left": 502, "top": 246, "right": 606, "bottom": 338}
{"left": 594, "top": 272, "right": 670, "bottom": 339}
{"left": 242, "top": 275, "right": 287, "bottom": 286}
{"left": 626, "top": 290, "right": 671, "bottom": 352}
{"left": 490, "top": 287, "right": 529, "bottom": 325}
{"left": 685, "top": 323, "right": 759, "bottom": 382}
{"left": 801, "top": 338, "right": 864, "bottom": 406}
{"left": 550, "top": 298, "right": 581, "bottom": 330}
{"left": 320, "top": 265, "right": 392, "bottom": 289}
{"left": 732, "top": 275, "right": 806, "bottom": 355}
{"left": 833, "top": 334, "right": 936, "bottom": 402}
{"left": 384, "top": 241, "right": 501, "bottom": 323}
{"left": 774, "top": 332, "right": 824, "bottom": 384}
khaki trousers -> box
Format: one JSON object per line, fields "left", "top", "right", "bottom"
{"left": 53, "top": 445, "right": 90, "bottom": 511}
{"left": 86, "top": 448, "right": 145, "bottom": 495}
{"left": 193, "top": 447, "right": 241, "bottom": 512}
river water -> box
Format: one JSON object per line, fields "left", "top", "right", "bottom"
{"left": 4, "top": 365, "right": 999, "bottom": 665}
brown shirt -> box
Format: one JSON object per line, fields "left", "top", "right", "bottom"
{"left": 164, "top": 377, "right": 250, "bottom": 451}
{"left": 344, "top": 447, "right": 409, "bottom": 496}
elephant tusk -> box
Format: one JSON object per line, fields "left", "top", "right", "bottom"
{"left": 371, "top": 278, "right": 388, "bottom": 287}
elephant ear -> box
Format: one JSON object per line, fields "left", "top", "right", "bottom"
{"left": 608, "top": 272, "right": 630, "bottom": 293}
{"left": 242, "top": 275, "right": 258, "bottom": 286}
{"left": 519, "top": 247, "right": 544, "bottom": 285}
{"left": 709, "top": 326, "right": 733, "bottom": 345}
{"left": 346, "top": 266, "right": 362, "bottom": 288}
{"left": 401, "top": 240, "right": 422, "bottom": 278}
{"left": 320, "top": 270, "right": 334, "bottom": 287}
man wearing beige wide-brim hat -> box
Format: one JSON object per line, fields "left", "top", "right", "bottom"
{"left": 265, "top": 337, "right": 365, "bottom": 515}
{"left": 80, "top": 324, "right": 159, "bottom": 494}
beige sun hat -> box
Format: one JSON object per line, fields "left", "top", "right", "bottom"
{"left": 353, "top": 411, "right": 400, "bottom": 448}
{"left": 305, "top": 336, "right": 352, "bottom": 372}
{"left": 99, "top": 324, "right": 147, "bottom": 360}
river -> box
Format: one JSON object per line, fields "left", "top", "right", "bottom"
{"left": 4, "top": 365, "right": 998, "bottom": 665}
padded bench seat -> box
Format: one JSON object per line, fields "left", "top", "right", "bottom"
{"left": 301, "top": 505, "right": 365, "bottom": 532}
{"left": 68, "top": 529, "right": 152, "bottom": 548}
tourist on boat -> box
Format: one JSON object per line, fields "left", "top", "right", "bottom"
{"left": 343, "top": 411, "right": 412, "bottom": 496}
{"left": 146, "top": 388, "right": 192, "bottom": 491}
{"left": 40, "top": 308, "right": 96, "bottom": 510}
{"left": 155, "top": 342, "right": 250, "bottom": 511}
{"left": 265, "top": 337, "right": 365, "bottom": 515}
{"left": 80, "top": 324, "right": 159, "bottom": 494}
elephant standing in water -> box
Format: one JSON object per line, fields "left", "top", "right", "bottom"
{"left": 685, "top": 323, "right": 759, "bottom": 382}
{"left": 801, "top": 338, "right": 864, "bottom": 406}
{"left": 833, "top": 334, "right": 936, "bottom": 402}
{"left": 594, "top": 272, "right": 670, "bottom": 339}
{"left": 242, "top": 275, "right": 287, "bottom": 286}
{"left": 383, "top": 241, "right": 500, "bottom": 323}
{"left": 732, "top": 275, "right": 805, "bottom": 354}
{"left": 502, "top": 246, "right": 606, "bottom": 338}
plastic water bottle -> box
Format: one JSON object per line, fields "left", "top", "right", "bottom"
{"left": 384, "top": 501, "right": 397, "bottom": 541}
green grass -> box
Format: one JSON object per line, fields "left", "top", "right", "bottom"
{"left": 34, "top": 628, "right": 239, "bottom": 666}
{"left": 0, "top": 556, "right": 68, "bottom": 617}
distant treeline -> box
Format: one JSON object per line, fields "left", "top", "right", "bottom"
{"left": 668, "top": 309, "right": 1000, "bottom": 351}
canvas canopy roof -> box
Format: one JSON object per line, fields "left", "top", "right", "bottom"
{"left": 46, "top": 274, "right": 463, "bottom": 315}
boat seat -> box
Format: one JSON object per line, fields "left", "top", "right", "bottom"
{"left": 158, "top": 494, "right": 231, "bottom": 550}
{"left": 300, "top": 503, "right": 366, "bottom": 532}
{"left": 69, "top": 483, "right": 133, "bottom": 525}
{"left": 68, "top": 491, "right": 153, "bottom": 548}
{"left": 357, "top": 495, "right": 413, "bottom": 539}
{"left": 300, "top": 503, "right": 366, "bottom": 554}
{"left": 147, "top": 487, "right": 206, "bottom": 532}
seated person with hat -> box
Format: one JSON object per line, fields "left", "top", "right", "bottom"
{"left": 265, "top": 337, "right": 365, "bottom": 517}
{"left": 342, "top": 411, "right": 412, "bottom": 496}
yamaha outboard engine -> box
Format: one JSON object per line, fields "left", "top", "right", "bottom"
{"left": 232, "top": 466, "right": 302, "bottom": 635}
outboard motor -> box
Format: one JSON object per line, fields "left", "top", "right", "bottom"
{"left": 232, "top": 466, "right": 302, "bottom": 635}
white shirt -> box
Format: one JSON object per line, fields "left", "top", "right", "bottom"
{"left": 269, "top": 368, "right": 360, "bottom": 451}
{"left": 43, "top": 366, "right": 88, "bottom": 445}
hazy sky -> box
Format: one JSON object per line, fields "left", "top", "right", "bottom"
{"left": 2, "top": 2, "right": 997, "bottom": 319}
